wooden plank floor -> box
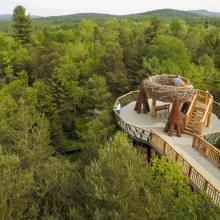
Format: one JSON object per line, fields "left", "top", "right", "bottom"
{"left": 120, "top": 100, "right": 220, "bottom": 191}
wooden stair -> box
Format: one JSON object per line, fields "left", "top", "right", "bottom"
{"left": 184, "top": 91, "right": 213, "bottom": 135}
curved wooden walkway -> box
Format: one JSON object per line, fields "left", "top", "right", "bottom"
{"left": 114, "top": 91, "right": 220, "bottom": 206}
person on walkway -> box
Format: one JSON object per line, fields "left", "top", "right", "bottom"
{"left": 115, "top": 102, "right": 121, "bottom": 114}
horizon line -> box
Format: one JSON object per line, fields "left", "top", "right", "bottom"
{"left": 1, "top": 8, "right": 220, "bottom": 17}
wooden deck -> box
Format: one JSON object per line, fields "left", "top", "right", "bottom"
{"left": 114, "top": 91, "right": 220, "bottom": 205}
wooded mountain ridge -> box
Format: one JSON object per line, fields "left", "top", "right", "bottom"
{"left": 0, "top": 14, "right": 41, "bottom": 21}
{"left": 1, "top": 8, "right": 220, "bottom": 22}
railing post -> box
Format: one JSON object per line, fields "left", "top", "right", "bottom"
{"left": 198, "top": 122, "right": 203, "bottom": 135}
{"left": 207, "top": 101, "right": 213, "bottom": 128}
{"left": 192, "top": 135, "right": 196, "bottom": 148}
{"left": 204, "top": 181, "right": 208, "bottom": 192}
{"left": 150, "top": 132, "right": 154, "bottom": 144}
{"left": 205, "top": 91, "right": 209, "bottom": 105}
{"left": 163, "top": 141, "right": 166, "bottom": 154}
{"left": 204, "top": 143, "right": 209, "bottom": 157}
{"left": 188, "top": 166, "right": 192, "bottom": 178}
{"left": 175, "top": 153, "right": 179, "bottom": 161}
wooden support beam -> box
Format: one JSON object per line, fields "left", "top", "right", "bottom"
{"left": 134, "top": 86, "right": 150, "bottom": 114}
{"left": 151, "top": 99, "right": 156, "bottom": 117}
{"left": 164, "top": 99, "right": 183, "bottom": 137}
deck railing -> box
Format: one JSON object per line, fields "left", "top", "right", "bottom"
{"left": 193, "top": 134, "right": 220, "bottom": 168}
{"left": 114, "top": 90, "right": 139, "bottom": 109}
{"left": 204, "top": 132, "right": 220, "bottom": 149}
{"left": 114, "top": 91, "right": 151, "bottom": 143}
{"left": 151, "top": 131, "right": 220, "bottom": 205}
{"left": 113, "top": 91, "right": 220, "bottom": 206}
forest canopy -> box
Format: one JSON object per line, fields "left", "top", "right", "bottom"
{"left": 0, "top": 5, "right": 220, "bottom": 219}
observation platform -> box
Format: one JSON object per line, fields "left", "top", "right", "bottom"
{"left": 114, "top": 91, "right": 220, "bottom": 205}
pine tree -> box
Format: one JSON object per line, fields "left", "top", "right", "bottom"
{"left": 12, "top": 5, "right": 32, "bottom": 44}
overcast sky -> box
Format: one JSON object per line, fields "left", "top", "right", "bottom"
{"left": 1, "top": 0, "right": 220, "bottom": 16}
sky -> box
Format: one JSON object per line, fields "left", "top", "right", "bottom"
{"left": 1, "top": 0, "right": 220, "bottom": 16}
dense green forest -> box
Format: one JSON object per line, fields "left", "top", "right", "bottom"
{"left": 1, "top": 5, "right": 220, "bottom": 219}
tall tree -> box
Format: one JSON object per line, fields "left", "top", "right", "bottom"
{"left": 12, "top": 5, "right": 32, "bottom": 44}
{"left": 145, "top": 35, "right": 190, "bottom": 73}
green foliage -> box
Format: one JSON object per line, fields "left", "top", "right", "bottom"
{"left": 83, "top": 134, "right": 220, "bottom": 220}
{"left": 85, "top": 132, "right": 148, "bottom": 219}
{"left": 0, "top": 51, "right": 13, "bottom": 83}
{"left": 12, "top": 5, "right": 32, "bottom": 44}
{"left": 151, "top": 155, "right": 189, "bottom": 192}
{"left": 1, "top": 7, "right": 220, "bottom": 218}
{"left": 32, "top": 31, "right": 62, "bottom": 81}
{"left": 170, "top": 19, "right": 188, "bottom": 38}
{"left": 0, "top": 153, "right": 37, "bottom": 220}
{"left": 146, "top": 35, "right": 190, "bottom": 73}
{"left": 145, "top": 16, "right": 163, "bottom": 43}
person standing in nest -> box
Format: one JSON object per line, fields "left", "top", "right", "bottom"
{"left": 173, "top": 75, "right": 181, "bottom": 86}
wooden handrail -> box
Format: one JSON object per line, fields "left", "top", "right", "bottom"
{"left": 113, "top": 90, "right": 220, "bottom": 206}
{"left": 199, "top": 94, "right": 213, "bottom": 134}
{"left": 186, "top": 93, "right": 197, "bottom": 118}
{"left": 201, "top": 97, "right": 213, "bottom": 124}
{"left": 185, "top": 93, "right": 197, "bottom": 127}
{"left": 193, "top": 134, "right": 220, "bottom": 168}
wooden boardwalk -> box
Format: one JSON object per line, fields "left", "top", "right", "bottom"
{"left": 114, "top": 91, "right": 220, "bottom": 205}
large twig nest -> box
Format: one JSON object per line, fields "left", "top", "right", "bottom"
{"left": 143, "top": 74, "right": 194, "bottom": 103}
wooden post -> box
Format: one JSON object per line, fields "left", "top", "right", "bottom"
{"left": 134, "top": 86, "right": 150, "bottom": 114}
{"left": 198, "top": 122, "right": 203, "bottom": 135}
{"left": 163, "top": 141, "right": 167, "bottom": 154}
{"left": 192, "top": 135, "right": 196, "bottom": 148}
{"left": 188, "top": 166, "right": 192, "bottom": 178}
{"left": 164, "top": 99, "right": 183, "bottom": 137}
{"left": 205, "top": 91, "right": 209, "bottom": 105}
{"left": 207, "top": 101, "right": 213, "bottom": 128}
{"left": 151, "top": 99, "right": 156, "bottom": 117}
{"left": 175, "top": 153, "right": 179, "bottom": 161}
{"left": 204, "top": 143, "right": 209, "bottom": 157}
{"left": 204, "top": 181, "right": 208, "bottom": 192}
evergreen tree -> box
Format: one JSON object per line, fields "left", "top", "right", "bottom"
{"left": 145, "top": 16, "right": 163, "bottom": 43}
{"left": 84, "top": 132, "right": 149, "bottom": 220}
{"left": 12, "top": 5, "right": 32, "bottom": 44}
{"left": 146, "top": 35, "right": 190, "bottom": 73}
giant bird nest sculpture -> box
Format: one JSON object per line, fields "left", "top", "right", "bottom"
{"left": 143, "top": 74, "right": 194, "bottom": 103}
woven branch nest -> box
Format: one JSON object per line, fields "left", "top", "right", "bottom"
{"left": 143, "top": 74, "right": 194, "bottom": 103}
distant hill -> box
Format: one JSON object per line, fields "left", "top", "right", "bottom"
{"left": 0, "top": 14, "right": 11, "bottom": 21}
{"left": 38, "top": 13, "right": 115, "bottom": 21}
{"left": 2, "top": 8, "right": 220, "bottom": 23}
{"left": 0, "top": 14, "right": 42, "bottom": 21}
{"left": 189, "top": 10, "right": 220, "bottom": 17}
{"left": 35, "top": 9, "right": 202, "bottom": 22}
{"left": 1, "top": 8, "right": 220, "bottom": 28}
{"left": 126, "top": 9, "right": 204, "bottom": 19}
{"left": 32, "top": 9, "right": 203, "bottom": 26}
